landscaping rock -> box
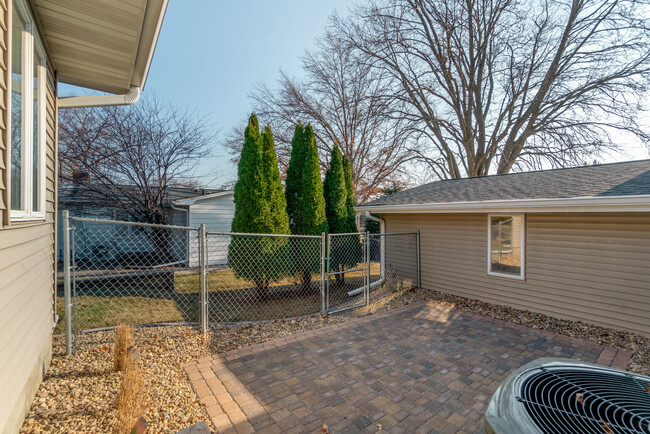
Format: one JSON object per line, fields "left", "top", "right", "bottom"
{"left": 19, "top": 287, "right": 650, "bottom": 433}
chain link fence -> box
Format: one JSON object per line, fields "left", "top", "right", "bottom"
{"left": 59, "top": 216, "right": 201, "bottom": 341}
{"left": 369, "top": 233, "right": 420, "bottom": 300}
{"left": 204, "top": 232, "right": 324, "bottom": 322}
{"left": 60, "top": 212, "right": 419, "bottom": 354}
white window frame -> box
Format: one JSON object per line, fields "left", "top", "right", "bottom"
{"left": 8, "top": 0, "right": 46, "bottom": 221}
{"left": 487, "top": 214, "right": 525, "bottom": 280}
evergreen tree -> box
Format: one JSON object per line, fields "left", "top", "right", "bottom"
{"left": 342, "top": 153, "right": 357, "bottom": 232}
{"left": 261, "top": 126, "right": 291, "bottom": 235}
{"left": 324, "top": 145, "right": 350, "bottom": 283}
{"left": 323, "top": 144, "right": 347, "bottom": 234}
{"left": 228, "top": 115, "right": 290, "bottom": 299}
{"left": 230, "top": 114, "right": 265, "bottom": 234}
{"left": 285, "top": 124, "right": 327, "bottom": 236}
{"left": 284, "top": 123, "right": 327, "bottom": 288}
{"left": 284, "top": 123, "right": 305, "bottom": 230}
{"left": 341, "top": 152, "right": 363, "bottom": 269}
{"left": 296, "top": 124, "right": 328, "bottom": 236}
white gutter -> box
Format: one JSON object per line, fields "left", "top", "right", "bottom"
{"left": 348, "top": 212, "right": 386, "bottom": 297}
{"left": 365, "top": 212, "right": 385, "bottom": 282}
{"left": 355, "top": 194, "right": 650, "bottom": 214}
{"left": 170, "top": 202, "right": 190, "bottom": 226}
{"left": 58, "top": 86, "right": 141, "bottom": 109}
{"left": 133, "top": 0, "right": 169, "bottom": 90}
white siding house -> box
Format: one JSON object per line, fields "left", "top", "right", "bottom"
{"left": 171, "top": 191, "right": 235, "bottom": 266}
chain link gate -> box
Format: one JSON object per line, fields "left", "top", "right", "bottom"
{"left": 325, "top": 232, "right": 370, "bottom": 314}
{"left": 61, "top": 211, "right": 420, "bottom": 355}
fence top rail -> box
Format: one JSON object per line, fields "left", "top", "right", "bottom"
{"left": 69, "top": 216, "right": 199, "bottom": 231}
{"left": 206, "top": 231, "right": 321, "bottom": 239}
{"left": 369, "top": 232, "right": 419, "bottom": 236}
{"left": 329, "top": 232, "right": 368, "bottom": 236}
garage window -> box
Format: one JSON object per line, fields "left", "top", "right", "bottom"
{"left": 488, "top": 214, "right": 525, "bottom": 279}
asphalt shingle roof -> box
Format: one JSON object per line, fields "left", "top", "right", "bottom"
{"left": 59, "top": 184, "right": 224, "bottom": 206}
{"left": 359, "top": 159, "right": 650, "bottom": 207}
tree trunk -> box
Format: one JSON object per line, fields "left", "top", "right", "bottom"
{"left": 149, "top": 227, "right": 172, "bottom": 265}
{"left": 256, "top": 278, "right": 270, "bottom": 301}
{"left": 334, "top": 263, "right": 345, "bottom": 286}
{"left": 301, "top": 270, "right": 312, "bottom": 291}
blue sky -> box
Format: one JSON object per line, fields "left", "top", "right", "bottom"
{"left": 162, "top": 1, "right": 361, "bottom": 186}
{"left": 61, "top": 1, "right": 356, "bottom": 187}
{"left": 144, "top": 0, "right": 359, "bottom": 186}
{"left": 61, "top": 0, "right": 648, "bottom": 187}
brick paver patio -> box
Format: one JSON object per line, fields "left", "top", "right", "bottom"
{"left": 184, "top": 302, "right": 631, "bottom": 433}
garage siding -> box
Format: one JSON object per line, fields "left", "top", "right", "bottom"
{"left": 383, "top": 213, "right": 650, "bottom": 336}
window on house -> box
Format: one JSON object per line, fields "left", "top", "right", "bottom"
{"left": 488, "top": 215, "right": 524, "bottom": 279}
{"left": 9, "top": 0, "right": 46, "bottom": 220}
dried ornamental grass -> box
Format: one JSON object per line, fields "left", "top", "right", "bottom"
{"left": 113, "top": 324, "right": 133, "bottom": 372}
{"left": 113, "top": 351, "right": 146, "bottom": 434}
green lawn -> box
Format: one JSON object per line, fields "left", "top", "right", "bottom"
{"left": 56, "top": 263, "right": 380, "bottom": 334}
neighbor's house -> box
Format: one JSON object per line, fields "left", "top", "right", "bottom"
{"left": 56, "top": 182, "right": 229, "bottom": 264}
{"left": 357, "top": 160, "right": 650, "bottom": 336}
{"left": 0, "top": 1, "right": 167, "bottom": 432}
{"left": 169, "top": 190, "right": 235, "bottom": 266}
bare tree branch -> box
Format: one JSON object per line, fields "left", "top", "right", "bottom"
{"left": 59, "top": 96, "right": 215, "bottom": 224}
{"left": 335, "top": 0, "right": 650, "bottom": 178}
{"left": 224, "top": 29, "right": 418, "bottom": 202}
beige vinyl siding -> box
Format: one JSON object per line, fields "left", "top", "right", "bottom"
{"left": 383, "top": 213, "right": 650, "bottom": 336}
{"left": 384, "top": 233, "right": 419, "bottom": 287}
{"left": 0, "top": 24, "right": 57, "bottom": 434}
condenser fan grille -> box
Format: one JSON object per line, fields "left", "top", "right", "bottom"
{"left": 517, "top": 367, "right": 650, "bottom": 433}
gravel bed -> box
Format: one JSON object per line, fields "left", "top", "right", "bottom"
{"left": 21, "top": 287, "right": 649, "bottom": 433}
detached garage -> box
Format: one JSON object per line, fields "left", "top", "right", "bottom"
{"left": 169, "top": 191, "right": 235, "bottom": 266}
{"left": 356, "top": 160, "right": 650, "bottom": 336}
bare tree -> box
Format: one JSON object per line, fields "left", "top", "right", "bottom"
{"left": 227, "top": 31, "right": 416, "bottom": 202}
{"left": 335, "top": 0, "right": 650, "bottom": 178}
{"left": 59, "top": 97, "right": 214, "bottom": 225}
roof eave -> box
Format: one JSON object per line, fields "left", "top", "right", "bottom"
{"left": 172, "top": 191, "right": 234, "bottom": 207}
{"left": 38, "top": 0, "right": 168, "bottom": 95}
{"left": 355, "top": 195, "right": 650, "bottom": 214}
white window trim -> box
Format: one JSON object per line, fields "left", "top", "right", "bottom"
{"left": 487, "top": 213, "right": 525, "bottom": 280}
{"left": 8, "top": 0, "right": 46, "bottom": 221}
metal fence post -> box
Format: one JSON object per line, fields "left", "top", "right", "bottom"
{"left": 365, "top": 231, "right": 370, "bottom": 306}
{"left": 320, "top": 233, "right": 325, "bottom": 314}
{"left": 199, "top": 225, "right": 207, "bottom": 333}
{"left": 63, "top": 210, "right": 72, "bottom": 356}
{"left": 326, "top": 233, "right": 331, "bottom": 314}
{"left": 416, "top": 230, "right": 421, "bottom": 288}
